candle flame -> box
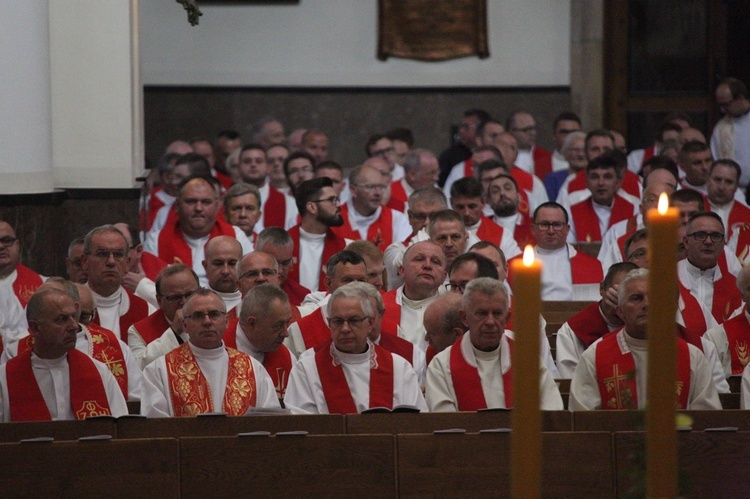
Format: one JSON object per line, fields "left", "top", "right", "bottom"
{"left": 523, "top": 245, "right": 535, "bottom": 266}
{"left": 657, "top": 192, "right": 669, "bottom": 214}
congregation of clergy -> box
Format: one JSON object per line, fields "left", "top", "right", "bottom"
{"left": 4, "top": 75, "right": 750, "bottom": 420}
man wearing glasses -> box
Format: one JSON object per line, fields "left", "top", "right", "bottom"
{"left": 128, "top": 264, "right": 200, "bottom": 369}
{"left": 141, "top": 289, "right": 280, "bottom": 417}
{"left": 0, "top": 221, "right": 45, "bottom": 345}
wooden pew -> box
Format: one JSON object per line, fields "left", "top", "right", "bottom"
{"left": 116, "top": 414, "right": 345, "bottom": 439}
{"left": 345, "top": 410, "right": 572, "bottom": 434}
{"left": 575, "top": 409, "right": 750, "bottom": 432}
{"left": 180, "top": 434, "right": 395, "bottom": 497}
{"left": 0, "top": 417, "right": 116, "bottom": 443}
{"left": 614, "top": 431, "right": 750, "bottom": 497}
{"left": 397, "top": 431, "right": 614, "bottom": 497}
{"left": 0, "top": 437, "right": 179, "bottom": 497}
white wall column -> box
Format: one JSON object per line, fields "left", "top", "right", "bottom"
{"left": 0, "top": 1, "right": 54, "bottom": 194}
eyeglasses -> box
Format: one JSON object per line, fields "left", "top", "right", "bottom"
{"left": 445, "top": 282, "right": 467, "bottom": 293}
{"left": 407, "top": 211, "right": 439, "bottom": 222}
{"left": 312, "top": 196, "right": 339, "bottom": 205}
{"left": 354, "top": 183, "right": 388, "bottom": 192}
{"left": 288, "top": 166, "right": 314, "bottom": 176}
{"left": 240, "top": 268, "right": 278, "bottom": 280}
{"left": 185, "top": 310, "right": 226, "bottom": 322}
{"left": 160, "top": 290, "right": 197, "bottom": 303}
{"left": 88, "top": 249, "right": 127, "bottom": 261}
{"left": 329, "top": 316, "right": 370, "bottom": 329}
{"left": 687, "top": 231, "right": 724, "bottom": 243}
{"left": 0, "top": 236, "right": 18, "bottom": 248}
{"left": 371, "top": 147, "right": 395, "bottom": 158}
{"left": 534, "top": 221, "right": 567, "bottom": 232}
{"left": 79, "top": 311, "right": 95, "bottom": 325}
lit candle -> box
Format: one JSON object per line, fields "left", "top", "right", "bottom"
{"left": 645, "top": 193, "right": 680, "bottom": 497}
{"left": 510, "top": 245, "right": 542, "bottom": 498}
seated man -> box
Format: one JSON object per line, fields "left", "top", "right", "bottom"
{"left": 425, "top": 278, "right": 562, "bottom": 412}
{"left": 222, "top": 284, "right": 296, "bottom": 400}
{"left": 486, "top": 174, "right": 535, "bottom": 249}
{"left": 347, "top": 240, "right": 387, "bottom": 291}
{"left": 283, "top": 283, "right": 426, "bottom": 414}
{"left": 423, "top": 293, "right": 466, "bottom": 365}
{"left": 141, "top": 289, "right": 280, "bottom": 417}
{"left": 237, "top": 251, "right": 281, "bottom": 295}
{"left": 706, "top": 159, "right": 750, "bottom": 241}
{"left": 569, "top": 269, "right": 721, "bottom": 411}
{"left": 555, "top": 262, "right": 638, "bottom": 378}
{"left": 223, "top": 182, "right": 262, "bottom": 239}
{"left": 0, "top": 288, "right": 128, "bottom": 421}
{"left": 705, "top": 265, "right": 750, "bottom": 377}
{"left": 254, "top": 227, "right": 311, "bottom": 306}
{"left": 202, "top": 236, "right": 243, "bottom": 315}
{"left": 387, "top": 149, "right": 440, "bottom": 212}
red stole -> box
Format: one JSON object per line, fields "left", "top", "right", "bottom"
{"left": 215, "top": 170, "right": 234, "bottom": 190}
{"left": 314, "top": 340, "right": 394, "bottom": 414}
{"left": 282, "top": 278, "right": 311, "bottom": 307}
{"left": 12, "top": 264, "right": 43, "bottom": 308}
{"left": 6, "top": 349, "right": 112, "bottom": 421}
{"left": 462, "top": 157, "right": 474, "bottom": 178}
{"left": 132, "top": 309, "right": 171, "bottom": 345}
{"left": 157, "top": 217, "right": 237, "bottom": 267}
{"left": 381, "top": 288, "right": 402, "bottom": 328}
{"left": 723, "top": 309, "right": 750, "bottom": 375}
{"left": 595, "top": 332, "right": 691, "bottom": 410}
{"left": 146, "top": 188, "right": 166, "bottom": 231}
{"left": 164, "top": 343, "right": 257, "bottom": 416}
{"left": 570, "top": 196, "right": 635, "bottom": 242}
{"left": 713, "top": 254, "right": 741, "bottom": 322}
{"left": 567, "top": 301, "right": 610, "bottom": 348}
{"left": 377, "top": 330, "right": 415, "bottom": 366}
{"left": 294, "top": 308, "right": 332, "bottom": 350}
{"left": 388, "top": 180, "right": 408, "bottom": 213}
{"left": 570, "top": 249, "right": 604, "bottom": 284}
{"left": 334, "top": 204, "right": 394, "bottom": 251}
{"left": 734, "top": 223, "right": 750, "bottom": 262}
{"left": 426, "top": 345, "right": 438, "bottom": 365}
{"left": 640, "top": 145, "right": 656, "bottom": 169}
{"left": 222, "top": 319, "right": 295, "bottom": 398}
{"left": 532, "top": 146, "right": 553, "bottom": 179}
{"left": 678, "top": 281, "right": 709, "bottom": 337}
{"left": 263, "top": 187, "right": 287, "bottom": 229}
{"left": 91, "top": 289, "right": 150, "bottom": 343}
{"left": 510, "top": 167, "right": 533, "bottom": 217}
{"left": 616, "top": 216, "right": 640, "bottom": 260}
{"left": 141, "top": 252, "right": 168, "bottom": 281}
{"left": 476, "top": 217, "right": 505, "bottom": 245}
{"left": 728, "top": 202, "right": 750, "bottom": 239}
{"left": 288, "top": 226, "right": 347, "bottom": 292}
{"left": 449, "top": 335, "right": 514, "bottom": 410}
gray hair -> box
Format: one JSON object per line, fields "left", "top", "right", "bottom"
{"left": 83, "top": 225, "right": 128, "bottom": 253}
{"left": 240, "top": 283, "right": 289, "bottom": 322}
{"left": 223, "top": 182, "right": 261, "bottom": 213}
{"left": 183, "top": 288, "right": 226, "bottom": 314}
{"left": 409, "top": 186, "right": 448, "bottom": 207}
{"left": 402, "top": 148, "right": 434, "bottom": 175}
{"left": 43, "top": 277, "right": 80, "bottom": 301}
{"left": 462, "top": 277, "right": 508, "bottom": 309}
{"left": 255, "top": 227, "right": 294, "bottom": 251}
{"left": 337, "top": 281, "right": 384, "bottom": 315}
{"left": 27, "top": 288, "right": 69, "bottom": 324}
{"left": 562, "top": 131, "right": 587, "bottom": 152}
{"left": 618, "top": 268, "right": 649, "bottom": 305}
{"left": 67, "top": 236, "right": 85, "bottom": 257}
{"left": 327, "top": 282, "right": 375, "bottom": 318}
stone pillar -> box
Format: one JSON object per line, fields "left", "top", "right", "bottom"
{"left": 570, "top": 0, "right": 604, "bottom": 129}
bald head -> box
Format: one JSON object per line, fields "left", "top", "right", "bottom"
{"left": 238, "top": 251, "right": 281, "bottom": 295}
{"left": 202, "top": 236, "right": 242, "bottom": 293}
{"left": 423, "top": 293, "right": 465, "bottom": 353}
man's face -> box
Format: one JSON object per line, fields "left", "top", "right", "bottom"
{"left": 301, "top": 133, "right": 329, "bottom": 164}
{"left": 716, "top": 84, "right": 747, "bottom": 118}
{"left": 362, "top": 254, "right": 385, "bottom": 291}
{"left": 29, "top": 293, "right": 79, "bottom": 358}
{"left": 183, "top": 293, "right": 227, "bottom": 350}
{"left": 479, "top": 122, "right": 504, "bottom": 148}
{"left": 286, "top": 157, "right": 315, "bottom": 191}
{"left": 586, "top": 167, "right": 621, "bottom": 206}
{"left": 260, "top": 243, "right": 293, "bottom": 283}
{"left": 266, "top": 145, "right": 289, "bottom": 185}
{"left": 407, "top": 199, "right": 445, "bottom": 234}
{"left": 479, "top": 167, "right": 506, "bottom": 197}
{"left": 488, "top": 177, "right": 519, "bottom": 218}
{"left": 392, "top": 139, "right": 410, "bottom": 166}
{"left": 616, "top": 278, "right": 649, "bottom": 338}
{"left": 157, "top": 270, "right": 200, "bottom": 322}
{"left": 407, "top": 154, "right": 440, "bottom": 190}
{"left": 684, "top": 216, "right": 724, "bottom": 270}
{"left": 645, "top": 169, "right": 678, "bottom": 192}
{"left": 672, "top": 200, "right": 702, "bottom": 226}
{"left": 462, "top": 291, "right": 508, "bottom": 352}
{"left": 626, "top": 238, "right": 649, "bottom": 268}
{"left": 315, "top": 167, "right": 345, "bottom": 195}
{"left": 448, "top": 261, "right": 479, "bottom": 295}
{"left": 552, "top": 119, "right": 582, "bottom": 151}
{"left": 532, "top": 207, "right": 569, "bottom": 250}
{"left": 430, "top": 220, "right": 468, "bottom": 268}
{"left": 451, "top": 196, "right": 484, "bottom": 227}
{"left": 177, "top": 181, "right": 220, "bottom": 238}
{"left": 509, "top": 113, "right": 537, "bottom": 150}
{"left": 66, "top": 243, "right": 87, "bottom": 284}
{"left": 564, "top": 136, "right": 587, "bottom": 172}
{"left": 217, "top": 136, "right": 242, "bottom": 157}
{"left": 0, "top": 222, "right": 20, "bottom": 276}
{"left": 469, "top": 247, "right": 508, "bottom": 281}
{"left": 707, "top": 164, "right": 739, "bottom": 206}
{"left": 262, "top": 120, "right": 286, "bottom": 147}
{"left": 585, "top": 135, "right": 614, "bottom": 161}
{"left": 368, "top": 138, "right": 396, "bottom": 169}
{"left": 399, "top": 242, "right": 447, "bottom": 292}
{"left": 458, "top": 116, "right": 480, "bottom": 147}
{"left": 325, "top": 262, "right": 367, "bottom": 293}
{"left": 203, "top": 240, "right": 241, "bottom": 293}
{"left": 497, "top": 133, "right": 519, "bottom": 167}
{"left": 352, "top": 168, "right": 386, "bottom": 215}
{"left": 226, "top": 193, "right": 261, "bottom": 236}
{"left": 243, "top": 298, "right": 291, "bottom": 352}
{"left": 82, "top": 231, "right": 129, "bottom": 292}
{"left": 329, "top": 296, "right": 372, "bottom": 354}
{"left": 681, "top": 149, "right": 712, "bottom": 186}
{"left": 238, "top": 253, "right": 281, "bottom": 295}
{"left": 238, "top": 149, "right": 268, "bottom": 183}
{"left": 192, "top": 140, "right": 215, "bottom": 168}
{"left": 312, "top": 186, "right": 343, "bottom": 227}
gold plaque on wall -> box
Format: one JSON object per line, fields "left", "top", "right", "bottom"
{"left": 378, "top": 0, "right": 489, "bottom": 62}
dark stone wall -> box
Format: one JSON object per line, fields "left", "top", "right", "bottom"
{"left": 145, "top": 86, "right": 571, "bottom": 169}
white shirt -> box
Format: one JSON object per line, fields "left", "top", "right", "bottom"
{"left": 0, "top": 269, "right": 29, "bottom": 344}
{"left": 552, "top": 149, "right": 568, "bottom": 172}
{"left": 128, "top": 314, "right": 188, "bottom": 370}
{"left": 88, "top": 286, "right": 129, "bottom": 338}
{"left": 141, "top": 341, "right": 280, "bottom": 417}
{"left": 597, "top": 214, "right": 644, "bottom": 273}
{"left": 345, "top": 200, "right": 412, "bottom": 244}
{"left": 711, "top": 109, "right": 750, "bottom": 188}
{"left": 394, "top": 285, "right": 440, "bottom": 352}
{"left": 534, "top": 244, "right": 600, "bottom": 302}
{"left": 211, "top": 287, "right": 242, "bottom": 316}
{"left": 283, "top": 340, "right": 426, "bottom": 414}
{"left": 0, "top": 352, "right": 129, "bottom": 421}
{"left": 298, "top": 229, "right": 326, "bottom": 292}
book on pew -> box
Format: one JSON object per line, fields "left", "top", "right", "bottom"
{"left": 243, "top": 406, "right": 292, "bottom": 416}
{"left": 361, "top": 405, "right": 421, "bottom": 414}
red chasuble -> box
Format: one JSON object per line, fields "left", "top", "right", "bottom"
{"left": 6, "top": 349, "right": 112, "bottom": 421}
{"left": 222, "top": 318, "right": 295, "bottom": 399}
{"left": 475, "top": 217, "right": 506, "bottom": 245}
{"left": 164, "top": 343, "right": 257, "bottom": 416}
{"left": 132, "top": 309, "right": 171, "bottom": 345}
{"left": 157, "top": 217, "right": 237, "bottom": 266}
{"left": 287, "top": 226, "right": 347, "bottom": 292}
{"left": 333, "top": 204, "right": 394, "bottom": 251}
{"left": 381, "top": 288, "right": 402, "bottom": 328}
{"left": 595, "top": 332, "right": 690, "bottom": 410}
{"left": 510, "top": 167, "right": 533, "bottom": 218}
{"left": 532, "top": 146, "right": 553, "bottom": 179}
{"left": 263, "top": 187, "right": 287, "bottom": 229}
{"left": 387, "top": 180, "right": 408, "bottom": 213}
{"left": 314, "top": 340, "right": 394, "bottom": 414}
{"left": 615, "top": 216, "right": 640, "bottom": 260}
{"left": 449, "top": 336, "right": 514, "bottom": 410}
{"left": 294, "top": 308, "right": 331, "bottom": 351}
{"left": 567, "top": 301, "right": 611, "bottom": 348}
{"left": 569, "top": 196, "right": 635, "bottom": 243}
{"left": 12, "top": 264, "right": 43, "bottom": 308}
{"left": 723, "top": 308, "right": 750, "bottom": 375}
